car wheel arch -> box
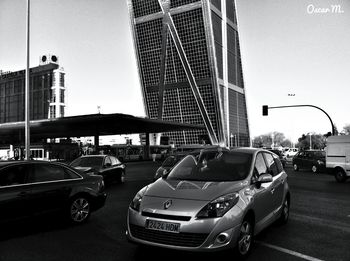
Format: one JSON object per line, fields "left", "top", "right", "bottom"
{"left": 334, "top": 167, "right": 347, "bottom": 182}
{"left": 67, "top": 192, "right": 93, "bottom": 223}
{"left": 243, "top": 209, "right": 255, "bottom": 233}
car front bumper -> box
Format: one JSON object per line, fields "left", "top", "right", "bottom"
{"left": 126, "top": 206, "right": 243, "bottom": 252}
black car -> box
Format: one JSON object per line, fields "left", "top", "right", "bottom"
{"left": 0, "top": 161, "right": 106, "bottom": 224}
{"left": 268, "top": 149, "right": 287, "bottom": 167}
{"left": 70, "top": 155, "right": 126, "bottom": 185}
{"left": 292, "top": 150, "right": 326, "bottom": 173}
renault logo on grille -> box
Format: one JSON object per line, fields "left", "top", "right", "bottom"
{"left": 163, "top": 199, "right": 172, "bottom": 209}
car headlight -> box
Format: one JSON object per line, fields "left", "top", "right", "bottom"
{"left": 196, "top": 193, "right": 239, "bottom": 219}
{"left": 317, "top": 160, "right": 325, "bottom": 165}
{"left": 130, "top": 186, "right": 148, "bottom": 212}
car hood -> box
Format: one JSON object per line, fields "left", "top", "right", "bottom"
{"left": 145, "top": 178, "right": 248, "bottom": 201}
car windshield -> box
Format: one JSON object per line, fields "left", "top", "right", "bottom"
{"left": 167, "top": 150, "right": 252, "bottom": 182}
{"left": 70, "top": 157, "right": 103, "bottom": 168}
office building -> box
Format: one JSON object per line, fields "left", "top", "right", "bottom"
{"left": 128, "top": 0, "right": 250, "bottom": 146}
{"left": 0, "top": 54, "right": 65, "bottom": 123}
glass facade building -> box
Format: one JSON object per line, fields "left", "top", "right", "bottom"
{"left": 0, "top": 60, "right": 65, "bottom": 123}
{"left": 128, "top": 0, "right": 250, "bottom": 146}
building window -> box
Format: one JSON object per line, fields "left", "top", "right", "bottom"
{"left": 50, "top": 106, "right": 56, "bottom": 118}
{"left": 59, "top": 73, "right": 65, "bottom": 87}
{"left": 52, "top": 73, "right": 56, "bottom": 86}
{"left": 60, "top": 106, "right": 64, "bottom": 117}
{"left": 60, "top": 89, "right": 65, "bottom": 103}
{"left": 50, "top": 89, "right": 56, "bottom": 102}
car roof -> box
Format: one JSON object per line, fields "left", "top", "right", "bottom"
{"left": 0, "top": 160, "right": 69, "bottom": 168}
{"left": 78, "top": 155, "right": 107, "bottom": 158}
{"left": 199, "top": 147, "right": 266, "bottom": 156}
{"left": 231, "top": 147, "right": 266, "bottom": 155}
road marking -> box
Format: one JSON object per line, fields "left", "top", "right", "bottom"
{"left": 290, "top": 213, "right": 350, "bottom": 233}
{"left": 256, "top": 241, "right": 325, "bottom": 261}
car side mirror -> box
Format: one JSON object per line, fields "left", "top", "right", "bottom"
{"left": 161, "top": 169, "right": 169, "bottom": 178}
{"left": 257, "top": 173, "right": 273, "bottom": 184}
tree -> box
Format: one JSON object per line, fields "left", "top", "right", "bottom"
{"left": 296, "top": 133, "right": 326, "bottom": 150}
{"left": 252, "top": 131, "right": 290, "bottom": 148}
{"left": 252, "top": 134, "right": 272, "bottom": 148}
{"left": 341, "top": 124, "right": 350, "bottom": 135}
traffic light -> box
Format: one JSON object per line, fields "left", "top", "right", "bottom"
{"left": 262, "top": 105, "right": 268, "bottom": 116}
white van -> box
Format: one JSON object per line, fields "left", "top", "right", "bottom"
{"left": 326, "top": 136, "right": 350, "bottom": 182}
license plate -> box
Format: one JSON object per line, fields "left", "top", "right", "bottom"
{"left": 145, "top": 219, "right": 180, "bottom": 233}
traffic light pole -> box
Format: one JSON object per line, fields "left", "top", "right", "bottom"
{"left": 263, "top": 104, "right": 335, "bottom": 136}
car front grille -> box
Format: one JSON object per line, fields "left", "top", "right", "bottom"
{"left": 141, "top": 211, "right": 191, "bottom": 221}
{"left": 129, "top": 224, "right": 208, "bottom": 247}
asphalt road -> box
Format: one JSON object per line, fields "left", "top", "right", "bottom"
{"left": 0, "top": 161, "right": 349, "bottom": 261}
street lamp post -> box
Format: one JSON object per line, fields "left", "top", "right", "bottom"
{"left": 25, "top": 0, "right": 31, "bottom": 160}
{"left": 307, "top": 132, "right": 312, "bottom": 150}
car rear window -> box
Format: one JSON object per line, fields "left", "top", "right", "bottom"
{"left": 70, "top": 157, "right": 103, "bottom": 168}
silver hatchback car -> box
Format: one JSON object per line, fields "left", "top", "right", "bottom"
{"left": 126, "top": 148, "right": 290, "bottom": 257}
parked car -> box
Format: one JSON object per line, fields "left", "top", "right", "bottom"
{"left": 292, "top": 150, "right": 326, "bottom": 173}
{"left": 267, "top": 149, "right": 287, "bottom": 167}
{"left": 154, "top": 150, "right": 201, "bottom": 181}
{"left": 0, "top": 161, "right": 106, "bottom": 224}
{"left": 70, "top": 155, "right": 126, "bottom": 185}
{"left": 127, "top": 148, "right": 290, "bottom": 257}
{"left": 326, "top": 135, "right": 350, "bottom": 182}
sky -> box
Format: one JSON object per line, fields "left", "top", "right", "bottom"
{"left": 0, "top": 0, "right": 349, "bottom": 144}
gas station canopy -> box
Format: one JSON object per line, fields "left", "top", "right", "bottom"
{"left": 0, "top": 113, "right": 205, "bottom": 144}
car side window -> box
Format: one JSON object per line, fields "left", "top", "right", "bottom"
{"left": 0, "top": 165, "right": 28, "bottom": 186}
{"left": 264, "top": 153, "right": 279, "bottom": 176}
{"left": 28, "top": 164, "right": 65, "bottom": 183}
{"left": 254, "top": 153, "right": 268, "bottom": 178}
{"left": 110, "top": 156, "right": 118, "bottom": 166}
{"left": 272, "top": 154, "right": 284, "bottom": 173}
{"left": 64, "top": 168, "right": 81, "bottom": 179}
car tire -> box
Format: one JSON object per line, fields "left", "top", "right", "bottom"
{"left": 277, "top": 197, "right": 290, "bottom": 225}
{"left": 293, "top": 163, "right": 299, "bottom": 171}
{"left": 68, "top": 196, "right": 91, "bottom": 224}
{"left": 235, "top": 218, "right": 254, "bottom": 258}
{"left": 311, "top": 165, "right": 318, "bottom": 173}
{"left": 335, "top": 169, "right": 347, "bottom": 183}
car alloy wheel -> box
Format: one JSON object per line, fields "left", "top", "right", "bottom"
{"left": 293, "top": 164, "right": 299, "bottom": 171}
{"left": 237, "top": 220, "right": 253, "bottom": 256}
{"left": 70, "top": 197, "right": 90, "bottom": 223}
{"left": 311, "top": 165, "right": 317, "bottom": 173}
